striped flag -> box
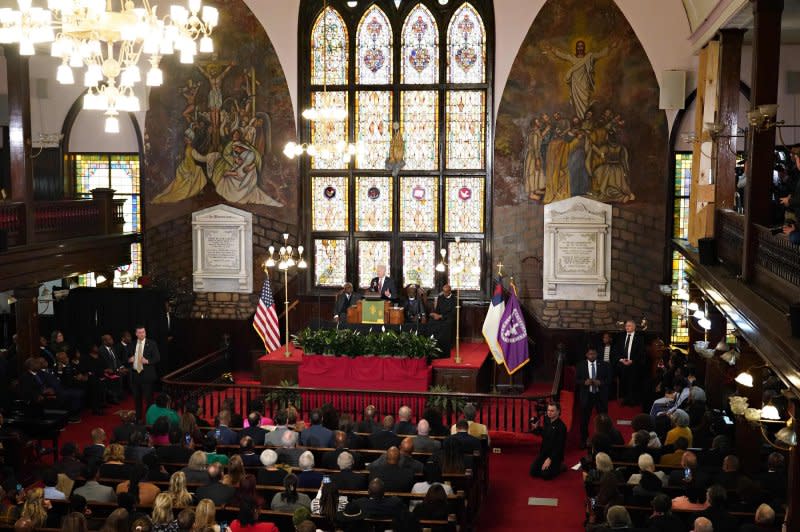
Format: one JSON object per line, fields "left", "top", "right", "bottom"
{"left": 482, "top": 277, "right": 506, "bottom": 365}
{"left": 253, "top": 277, "right": 281, "bottom": 352}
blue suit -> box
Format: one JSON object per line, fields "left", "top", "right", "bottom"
{"left": 300, "top": 424, "right": 333, "bottom": 447}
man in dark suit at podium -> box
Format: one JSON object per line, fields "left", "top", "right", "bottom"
{"left": 128, "top": 326, "right": 160, "bottom": 423}
{"left": 612, "top": 320, "right": 645, "bottom": 406}
{"left": 369, "top": 265, "right": 396, "bottom": 301}
{"left": 333, "top": 283, "right": 362, "bottom": 323}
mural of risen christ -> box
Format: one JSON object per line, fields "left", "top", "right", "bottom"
{"left": 541, "top": 40, "right": 616, "bottom": 119}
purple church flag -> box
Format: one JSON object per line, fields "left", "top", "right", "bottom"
{"left": 498, "top": 289, "right": 529, "bottom": 375}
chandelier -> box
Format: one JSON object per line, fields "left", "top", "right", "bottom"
{"left": 283, "top": 0, "right": 360, "bottom": 161}
{"left": 0, "top": 0, "right": 219, "bottom": 133}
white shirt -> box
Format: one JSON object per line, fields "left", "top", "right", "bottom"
{"left": 587, "top": 360, "right": 598, "bottom": 393}
{"left": 625, "top": 333, "right": 634, "bottom": 359}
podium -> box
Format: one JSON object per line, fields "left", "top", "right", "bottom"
{"left": 346, "top": 299, "right": 404, "bottom": 324}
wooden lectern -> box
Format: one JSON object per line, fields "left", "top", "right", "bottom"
{"left": 346, "top": 299, "right": 405, "bottom": 324}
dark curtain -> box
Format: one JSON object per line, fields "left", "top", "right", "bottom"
{"left": 56, "top": 287, "right": 168, "bottom": 362}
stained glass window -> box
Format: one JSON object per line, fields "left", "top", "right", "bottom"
{"left": 358, "top": 240, "right": 390, "bottom": 288}
{"left": 401, "top": 91, "right": 438, "bottom": 170}
{"left": 72, "top": 153, "right": 141, "bottom": 287}
{"left": 311, "top": 91, "right": 349, "bottom": 170}
{"left": 312, "top": 176, "right": 349, "bottom": 231}
{"left": 670, "top": 153, "right": 692, "bottom": 344}
{"left": 448, "top": 240, "right": 481, "bottom": 290}
{"left": 356, "top": 176, "right": 392, "bottom": 231}
{"left": 303, "top": 0, "right": 491, "bottom": 292}
{"left": 403, "top": 240, "right": 435, "bottom": 288}
{"left": 445, "top": 177, "right": 484, "bottom": 233}
{"left": 315, "top": 239, "right": 348, "bottom": 287}
{"left": 446, "top": 91, "right": 485, "bottom": 169}
{"left": 357, "top": 5, "right": 392, "bottom": 85}
{"left": 311, "top": 6, "right": 348, "bottom": 85}
{"left": 400, "top": 177, "right": 438, "bottom": 232}
{"left": 447, "top": 3, "right": 486, "bottom": 84}
{"left": 355, "top": 91, "right": 392, "bottom": 169}
{"left": 401, "top": 4, "right": 439, "bottom": 84}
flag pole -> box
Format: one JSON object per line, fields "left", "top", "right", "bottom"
{"left": 492, "top": 261, "right": 504, "bottom": 394}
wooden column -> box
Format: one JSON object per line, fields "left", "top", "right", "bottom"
{"left": 742, "top": 0, "right": 783, "bottom": 282}
{"left": 715, "top": 29, "right": 745, "bottom": 211}
{"left": 12, "top": 285, "right": 39, "bottom": 374}
{"left": 6, "top": 49, "right": 34, "bottom": 246}
{"left": 786, "top": 398, "right": 800, "bottom": 531}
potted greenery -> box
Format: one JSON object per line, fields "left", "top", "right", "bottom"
{"left": 265, "top": 380, "right": 302, "bottom": 411}
{"left": 426, "top": 384, "right": 466, "bottom": 418}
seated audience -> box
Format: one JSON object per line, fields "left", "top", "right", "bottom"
{"left": 220, "top": 398, "right": 244, "bottom": 429}
{"left": 591, "top": 505, "right": 633, "bottom": 531}
{"left": 112, "top": 410, "right": 144, "bottom": 443}
{"left": 180, "top": 451, "right": 210, "bottom": 485}
{"left": 56, "top": 442, "right": 84, "bottom": 480}
{"left": 98, "top": 443, "right": 132, "bottom": 480}
{"left": 230, "top": 474, "right": 264, "bottom": 509}
{"left": 697, "top": 484, "right": 738, "bottom": 532}
{"left": 450, "top": 403, "right": 489, "bottom": 442}
{"left": 354, "top": 478, "right": 404, "bottom": 520}
{"left": 157, "top": 429, "right": 195, "bottom": 464}
{"left": 300, "top": 408, "right": 334, "bottom": 447}
{"left": 116, "top": 463, "right": 161, "bottom": 505}
{"left": 19, "top": 489, "right": 50, "bottom": 529}
{"left": 179, "top": 412, "right": 203, "bottom": 446}
{"left": 125, "top": 431, "right": 155, "bottom": 463}
{"left": 411, "top": 461, "right": 453, "bottom": 500}
{"left": 60, "top": 511, "right": 88, "bottom": 532}
{"left": 98, "top": 508, "right": 129, "bottom": 532}
{"left": 176, "top": 508, "right": 195, "bottom": 532}
{"left": 195, "top": 462, "right": 235, "bottom": 506}
{"left": 739, "top": 503, "right": 779, "bottom": 532}
{"left": 83, "top": 428, "right": 107, "bottom": 465}
{"left": 447, "top": 419, "right": 482, "bottom": 456}
{"left": 411, "top": 483, "right": 449, "bottom": 525}
{"left": 151, "top": 416, "right": 171, "bottom": 446}
{"left": 355, "top": 405, "right": 380, "bottom": 435}
{"left": 629, "top": 414, "right": 662, "bottom": 450}
{"left": 334, "top": 451, "right": 368, "bottom": 491}
{"left": 270, "top": 474, "right": 311, "bottom": 512}
{"left": 437, "top": 437, "right": 466, "bottom": 475}
{"left": 757, "top": 452, "right": 786, "bottom": 505}
{"left": 238, "top": 436, "right": 261, "bottom": 467}
{"left": 583, "top": 452, "right": 614, "bottom": 484}
{"left": 151, "top": 493, "right": 179, "bottom": 532}
{"left": 423, "top": 407, "right": 450, "bottom": 437}
{"left": 627, "top": 453, "right": 668, "bottom": 487}
{"left": 277, "top": 430, "right": 304, "bottom": 467}
{"left": 212, "top": 410, "right": 238, "bottom": 445}
{"left": 229, "top": 498, "right": 278, "bottom": 532}
{"left": 621, "top": 430, "right": 659, "bottom": 463}
{"left": 264, "top": 410, "right": 290, "bottom": 446}
{"left": 146, "top": 394, "right": 181, "bottom": 427}
{"left": 336, "top": 413, "right": 363, "bottom": 449}
{"left": 413, "top": 420, "right": 441, "bottom": 453}
{"left": 257, "top": 449, "right": 288, "bottom": 486}
{"left": 73, "top": 464, "right": 116, "bottom": 503}
{"left": 368, "top": 437, "right": 422, "bottom": 473}
{"left": 665, "top": 409, "right": 693, "bottom": 447}
{"left": 646, "top": 493, "right": 684, "bottom": 532}
{"left": 42, "top": 468, "right": 65, "bottom": 500}
{"left": 321, "top": 430, "right": 364, "bottom": 470}
{"left": 143, "top": 453, "right": 170, "bottom": 482}
{"left": 298, "top": 450, "right": 323, "bottom": 489}
{"left": 394, "top": 406, "right": 416, "bottom": 435}
{"left": 660, "top": 437, "right": 690, "bottom": 467}
{"left": 311, "top": 478, "right": 347, "bottom": 518}
{"left": 167, "top": 471, "right": 194, "bottom": 508}
{"left": 715, "top": 455, "right": 747, "bottom": 491}
{"left": 222, "top": 455, "right": 245, "bottom": 487}
{"left": 369, "top": 416, "right": 403, "bottom": 450}
{"left": 369, "top": 447, "right": 415, "bottom": 492}
{"left": 668, "top": 451, "right": 710, "bottom": 493}
{"left": 203, "top": 434, "right": 230, "bottom": 466}
{"left": 193, "top": 499, "right": 222, "bottom": 532}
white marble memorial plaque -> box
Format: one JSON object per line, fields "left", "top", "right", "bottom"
{"left": 192, "top": 205, "right": 253, "bottom": 293}
{"left": 543, "top": 197, "right": 611, "bottom": 301}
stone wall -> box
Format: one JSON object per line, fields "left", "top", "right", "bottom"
{"left": 145, "top": 211, "right": 298, "bottom": 320}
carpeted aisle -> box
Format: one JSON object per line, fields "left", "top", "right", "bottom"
{"left": 476, "top": 399, "right": 640, "bottom": 531}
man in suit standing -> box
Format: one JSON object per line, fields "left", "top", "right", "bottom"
{"left": 576, "top": 347, "right": 610, "bottom": 447}
{"left": 333, "top": 283, "right": 361, "bottom": 323}
{"left": 100, "top": 334, "right": 126, "bottom": 403}
{"left": 128, "top": 325, "right": 160, "bottom": 423}
{"left": 529, "top": 403, "right": 567, "bottom": 480}
{"left": 369, "top": 265, "right": 396, "bottom": 301}
{"left": 613, "top": 320, "right": 645, "bottom": 406}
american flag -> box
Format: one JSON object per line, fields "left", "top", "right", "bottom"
{"left": 253, "top": 277, "right": 281, "bottom": 352}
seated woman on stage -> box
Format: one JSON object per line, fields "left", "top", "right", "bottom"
{"left": 403, "top": 285, "right": 427, "bottom": 324}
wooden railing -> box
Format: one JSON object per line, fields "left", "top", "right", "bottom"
{"left": 752, "top": 223, "right": 800, "bottom": 308}
{"left": 162, "top": 348, "right": 554, "bottom": 434}
{"left": 716, "top": 208, "right": 744, "bottom": 269}
{"left": 0, "top": 188, "right": 127, "bottom": 248}
{"left": 0, "top": 202, "right": 24, "bottom": 246}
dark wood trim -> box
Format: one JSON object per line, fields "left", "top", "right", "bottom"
{"left": 6, "top": 49, "right": 34, "bottom": 245}
{"left": 715, "top": 29, "right": 745, "bottom": 212}
{"left": 742, "top": 0, "right": 783, "bottom": 281}
{"left": 297, "top": 0, "right": 495, "bottom": 298}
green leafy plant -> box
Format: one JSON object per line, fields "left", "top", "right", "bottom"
{"left": 426, "top": 384, "right": 466, "bottom": 415}
{"left": 265, "top": 379, "right": 302, "bottom": 410}
{"left": 292, "top": 328, "right": 439, "bottom": 359}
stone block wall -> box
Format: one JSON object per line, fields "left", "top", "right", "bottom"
{"left": 145, "top": 211, "right": 298, "bottom": 320}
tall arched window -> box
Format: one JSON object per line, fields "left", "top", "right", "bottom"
{"left": 300, "top": 0, "right": 493, "bottom": 294}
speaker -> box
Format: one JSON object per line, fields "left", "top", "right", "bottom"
{"left": 698, "top": 237, "right": 717, "bottom": 266}
{"left": 659, "top": 70, "right": 686, "bottom": 110}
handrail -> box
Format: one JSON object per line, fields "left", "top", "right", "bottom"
{"left": 277, "top": 299, "right": 299, "bottom": 320}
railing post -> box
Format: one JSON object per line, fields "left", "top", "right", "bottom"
{"left": 91, "top": 188, "right": 117, "bottom": 234}
{"left": 6, "top": 49, "right": 33, "bottom": 246}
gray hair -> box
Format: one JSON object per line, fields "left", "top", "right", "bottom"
{"left": 281, "top": 429, "right": 299, "bottom": 448}
{"left": 337, "top": 451, "right": 354, "bottom": 470}
{"left": 595, "top": 452, "right": 613, "bottom": 473}
{"left": 417, "top": 419, "right": 430, "bottom": 436}
{"left": 298, "top": 450, "right": 314, "bottom": 471}
{"left": 259, "top": 449, "right": 278, "bottom": 467}
{"left": 638, "top": 453, "right": 655, "bottom": 472}
{"left": 606, "top": 506, "right": 632, "bottom": 528}
{"left": 671, "top": 409, "right": 690, "bottom": 428}
{"left": 398, "top": 406, "right": 412, "bottom": 421}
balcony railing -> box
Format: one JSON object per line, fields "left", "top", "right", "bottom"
{"left": 0, "top": 189, "right": 126, "bottom": 247}
{"left": 717, "top": 209, "right": 744, "bottom": 270}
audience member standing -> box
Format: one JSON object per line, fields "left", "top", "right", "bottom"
{"left": 576, "top": 347, "right": 611, "bottom": 447}
{"left": 612, "top": 320, "right": 645, "bottom": 406}
{"left": 128, "top": 326, "right": 160, "bottom": 423}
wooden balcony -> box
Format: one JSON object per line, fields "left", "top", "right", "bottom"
{"left": 0, "top": 188, "right": 136, "bottom": 292}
